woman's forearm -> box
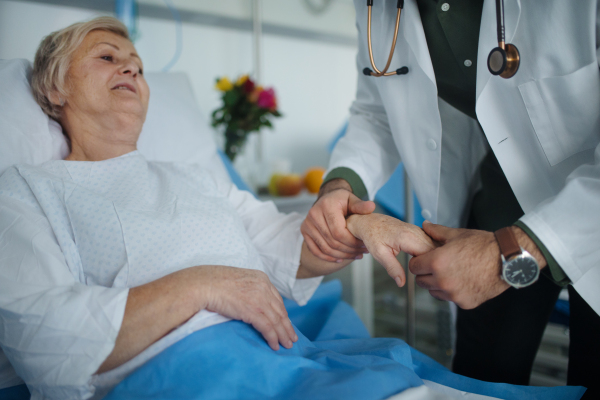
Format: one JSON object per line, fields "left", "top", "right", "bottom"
{"left": 96, "top": 266, "right": 209, "bottom": 374}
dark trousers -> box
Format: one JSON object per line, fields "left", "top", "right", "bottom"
{"left": 452, "top": 275, "right": 600, "bottom": 399}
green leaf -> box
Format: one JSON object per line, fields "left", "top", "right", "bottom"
{"left": 224, "top": 90, "right": 240, "bottom": 107}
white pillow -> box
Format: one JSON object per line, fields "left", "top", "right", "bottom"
{"left": 0, "top": 59, "right": 69, "bottom": 175}
{"left": 0, "top": 59, "right": 229, "bottom": 182}
{"left": 139, "top": 72, "right": 230, "bottom": 182}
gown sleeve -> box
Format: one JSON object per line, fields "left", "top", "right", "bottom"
{"left": 0, "top": 171, "right": 128, "bottom": 399}
{"left": 216, "top": 179, "right": 322, "bottom": 306}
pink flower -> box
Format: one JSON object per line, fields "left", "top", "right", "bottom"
{"left": 257, "top": 88, "right": 277, "bottom": 111}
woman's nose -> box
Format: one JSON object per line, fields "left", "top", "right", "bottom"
{"left": 120, "top": 60, "right": 140, "bottom": 77}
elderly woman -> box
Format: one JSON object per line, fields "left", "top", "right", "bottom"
{"left": 0, "top": 17, "right": 435, "bottom": 399}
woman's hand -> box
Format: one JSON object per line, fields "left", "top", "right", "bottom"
{"left": 199, "top": 266, "right": 298, "bottom": 351}
{"left": 98, "top": 265, "right": 297, "bottom": 374}
{"left": 347, "top": 214, "right": 437, "bottom": 287}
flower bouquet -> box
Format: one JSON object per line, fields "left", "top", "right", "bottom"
{"left": 211, "top": 75, "right": 281, "bottom": 161}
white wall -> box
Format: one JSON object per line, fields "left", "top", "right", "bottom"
{"left": 0, "top": 0, "right": 358, "bottom": 177}
{"left": 137, "top": 0, "right": 358, "bottom": 38}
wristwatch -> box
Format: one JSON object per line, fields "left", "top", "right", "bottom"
{"left": 494, "top": 227, "right": 540, "bottom": 288}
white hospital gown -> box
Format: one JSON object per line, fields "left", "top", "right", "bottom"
{"left": 0, "top": 151, "right": 321, "bottom": 400}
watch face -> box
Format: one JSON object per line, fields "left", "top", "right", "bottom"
{"left": 504, "top": 255, "right": 539, "bottom": 287}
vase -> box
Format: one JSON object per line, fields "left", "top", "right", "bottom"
{"left": 224, "top": 127, "right": 250, "bottom": 161}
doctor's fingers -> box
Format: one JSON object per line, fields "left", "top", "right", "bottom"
{"left": 414, "top": 273, "right": 441, "bottom": 291}
{"left": 422, "top": 221, "right": 462, "bottom": 244}
{"left": 307, "top": 196, "right": 366, "bottom": 250}
{"left": 322, "top": 209, "right": 367, "bottom": 250}
{"left": 302, "top": 212, "right": 363, "bottom": 258}
{"left": 408, "top": 250, "right": 440, "bottom": 276}
{"left": 302, "top": 220, "right": 365, "bottom": 260}
{"left": 306, "top": 231, "right": 365, "bottom": 261}
{"left": 414, "top": 269, "right": 459, "bottom": 302}
{"left": 303, "top": 234, "right": 339, "bottom": 262}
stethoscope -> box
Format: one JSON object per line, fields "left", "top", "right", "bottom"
{"left": 363, "top": 0, "right": 520, "bottom": 79}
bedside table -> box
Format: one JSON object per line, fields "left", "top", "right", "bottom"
{"left": 258, "top": 192, "right": 317, "bottom": 215}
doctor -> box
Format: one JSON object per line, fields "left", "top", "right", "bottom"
{"left": 301, "top": 0, "right": 600, "bottom": 395}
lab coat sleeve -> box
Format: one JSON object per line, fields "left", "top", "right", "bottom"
{"left": 519, "top": 6, "right": 600, "bottom": 315}
{"left": 519, "top": 143, "right": 600, "bottom": 315}
{"left": 219, "top": 182, "right": 322, "bottom": 306}
{"left": 327, "top": 21, "right": 401, "bottom": 200}
{"left": 0, "top": 196, "right": 128, "bottom": 399}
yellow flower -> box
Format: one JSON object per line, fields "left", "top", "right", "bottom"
{"left": 236, "top": 74, "right": 249, "bottom": 86}
{"left": 215, "top": 77, "right": 233, "bottom": 92}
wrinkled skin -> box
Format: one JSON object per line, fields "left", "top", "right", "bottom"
{"left": 347, "top": 214, "right": 437, "bottom": 287}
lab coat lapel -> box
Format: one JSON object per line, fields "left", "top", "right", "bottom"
{"left": 374, "top": 0, "right": 441, "bottom": 224}
{"left": 476, "top": 0, "right": 522, "bottom": 101}
{"left": 403, "top": 0, "right": 436, "bottom": 86}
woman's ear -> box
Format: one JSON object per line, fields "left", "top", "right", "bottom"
{"left": 48, "top": 91, "right": 65, "bottom": 107}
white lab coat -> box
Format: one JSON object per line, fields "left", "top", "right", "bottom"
{"left": 329, "top": 0, "right": 600, "bottom": 314}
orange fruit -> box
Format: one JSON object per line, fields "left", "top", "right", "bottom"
{"left": 304, "top": 167, "right": 326, "bottom": 194}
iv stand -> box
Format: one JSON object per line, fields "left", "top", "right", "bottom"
{"left": 252, "top": 0, "right": 264, "bottom": 168}
{"left": 404, "top": 169, "right": 416, "bottom": 347}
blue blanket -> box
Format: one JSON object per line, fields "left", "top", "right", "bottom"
{"left": 104, "top": 281, "right": 584, "bottom": 400}
{"left": 0, "top": 281, "right": 585, "bottom": 400}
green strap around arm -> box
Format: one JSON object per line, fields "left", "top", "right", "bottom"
{"left": 322, "top": 167, "right": 369, "bottom": 200}
{"left": 514, "top": 220, "right": 571, "bottom": 286}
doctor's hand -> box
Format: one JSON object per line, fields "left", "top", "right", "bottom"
{"left": 301, "top": 179, "right": 376, "bottom": 262}
{"left": 408, "top": 222, "right": 512, "bottom": 309}
{"left": 199, "top": 266, "right": 298, "bottom": 351}
{"left": 346, "top": 214, "right": 437, "bottom": 287}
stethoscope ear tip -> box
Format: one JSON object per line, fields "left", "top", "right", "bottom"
{"left": 363, "top": 68, "right": 373, "bottom": 76}
{"left": 396, "top": 66, "right": 409, "bottom": 75}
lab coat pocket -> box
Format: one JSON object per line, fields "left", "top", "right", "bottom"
{"left": 518, "top": 62, "right": 600, "bottom": 166}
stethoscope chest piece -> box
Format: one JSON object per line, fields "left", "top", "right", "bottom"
{"left": 488, "top": 0, "right": 520, "bottom": 79}
{"left": 488, "top": 43, "right": 520, "bottom": 79}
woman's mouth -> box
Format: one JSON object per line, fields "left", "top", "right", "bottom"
{"left": 111, "top": 83, "right": 137, "bottom": 93}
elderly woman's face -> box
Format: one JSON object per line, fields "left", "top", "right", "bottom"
{"left": 64, "top": 30, "right": 149, "bottom": 134}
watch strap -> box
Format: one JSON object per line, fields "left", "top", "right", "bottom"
{"left": 494, "top": 227, "right": 521, "bottom": 260}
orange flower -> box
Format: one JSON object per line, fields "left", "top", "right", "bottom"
{"left": 248, "top": 85, "right": 264, "bottom": 103}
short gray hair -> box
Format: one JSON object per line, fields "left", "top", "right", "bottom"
{"left": 31, "top": 16, "right": 130, "bottom": 120}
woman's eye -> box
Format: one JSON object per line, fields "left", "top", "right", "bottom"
{"left": 101, "top": 55, "right": 113, "bottom": 62}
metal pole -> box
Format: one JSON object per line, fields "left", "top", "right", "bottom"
{"left": 252, "top": 0, "right": 263, "bottom": 164}
{"left": 351, "top": 254, "right": 374, "bottom": 335}
{"left": 404, "top": 168, "right": 416, "bottom": 347}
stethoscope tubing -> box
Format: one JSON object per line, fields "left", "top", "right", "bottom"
{"left": 364, "top": 0, "right": 518, "bottom": 79}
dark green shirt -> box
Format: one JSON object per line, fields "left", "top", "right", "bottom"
{"left": 326, "top": 0, "right": 569, "bottom": 285}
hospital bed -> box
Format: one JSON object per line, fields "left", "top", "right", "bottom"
{"left": 0, "top": 58, "right": 585, "bottom": 400}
